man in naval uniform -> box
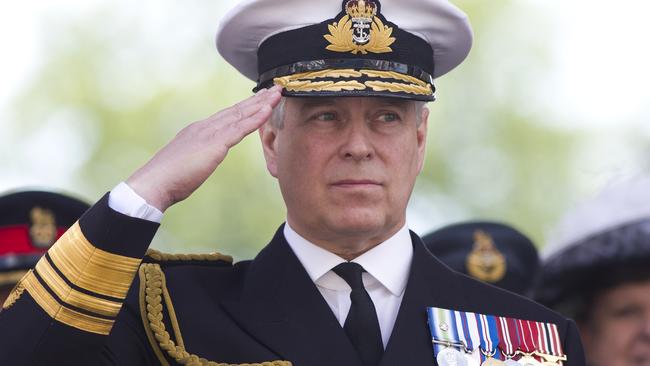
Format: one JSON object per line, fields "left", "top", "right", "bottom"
{"left": 0, "top": 0, "right": 585, "bottom": 365}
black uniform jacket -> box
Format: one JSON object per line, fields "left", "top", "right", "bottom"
{"left": 0, "top": 195, "right": 585, "bottom": 365}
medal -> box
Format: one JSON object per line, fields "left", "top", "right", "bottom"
{"left": 479, "top": 350, "right": 505, "bottom": 366}
{"left": 437, "top": 347, "right": 469, "bottom": 366}
{"left": 457, "top": 311, "right": 481, "bottom": 366}
{"left": 502, "top": 360, "right": 519, "bottom": 366}
{"left": 480, "top": 358, "right": 505, "bottom": 366}
{"left": 455, "top": 311, "right": 481, "bottom": 366}
{"left": 464, "top": 353, "right": 481, "bottom": 366}
{"left": 427, "top": 308, "right": 468, "bottom": 363}
{"left": 518, "top": 355, "right": 543, "bottom": 366}
{"left": 534, "top": 322, "right": 567, "bottom": 366}
{"left": 516, "top": 319, "right": 543, "bottom": 366}
{"left": 497, "top": 316, "right": 520, "bottom": 364}
{"left": 476, "top": 314, "right": 506, "bottom": 366}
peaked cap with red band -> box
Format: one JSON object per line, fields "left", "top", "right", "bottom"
{"left": 0, "top": 190, "right": 90, "bottom": 286}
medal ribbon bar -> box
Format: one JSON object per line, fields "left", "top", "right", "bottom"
{"left": 535, "top": 322, "right": 567, "bottom": 365}
{"left": 517, "top": 319, "right": 544, "bottom": 366}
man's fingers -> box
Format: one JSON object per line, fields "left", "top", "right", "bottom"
{"left": 236, "top": 87, "right": 282, "bottom": 131}
{"left": 209, "top": 86, "right": 281, "bottom": 124}
{"left": 205, "top": 85, "right": 281, "bottom": 147}
{"left": 223, "top": 104, "right": 273, "bottom": 148}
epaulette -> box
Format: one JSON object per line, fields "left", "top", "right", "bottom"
{"left": 142, "top": 248, "right": 234, "bottom": 267}
{"left": 138, "top": 251, "right": 291, "bottom": 366}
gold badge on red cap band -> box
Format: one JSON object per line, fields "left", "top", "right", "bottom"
{"left": 324, "top": 0, "right": 395, "bottom": 55}
{"left": 29, "top": 206, "right": 57, "bottom": 248}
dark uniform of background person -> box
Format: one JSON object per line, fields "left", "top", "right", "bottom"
{"left": 0, "top": 0, "right": 585, "bottom": 365}
{"left": 0, "top": 190, "right": 89, "bottom": 303}
{"left": 534, "top": 177, "right": 650, "bottom": 366}
{"left": 422, "top": 221, "right": 540, "bottom": 296}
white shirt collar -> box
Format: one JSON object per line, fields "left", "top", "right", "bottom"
{"left": 283, "top": 222, "right": 413, "bottom": 296}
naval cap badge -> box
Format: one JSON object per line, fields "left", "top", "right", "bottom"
{"left": 324, "top": 0, "right": 395, "bottom": 55}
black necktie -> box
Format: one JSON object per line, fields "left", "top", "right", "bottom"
{"left": 333, "top": 262, "right": 384, "bottom": 366}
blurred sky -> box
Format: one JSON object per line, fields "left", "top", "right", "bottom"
{"left": 1, "top": 0, "right": 650, "bottom": 247}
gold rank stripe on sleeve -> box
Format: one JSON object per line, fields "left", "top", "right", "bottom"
{"left": 17, "top": 220, "right": 144, "bottom": 335}
{"left": 47, "top": 222, "right": 142, "bottom": 299}
{"left": 21, "top": 270, "right": 114, "bottom": 335}
{"left": 35, "top": 258, "right": 123, "bottom": 318}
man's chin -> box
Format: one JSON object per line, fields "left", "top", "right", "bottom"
{"left": 326, "top": 210, "right": 395, "bottom": 236}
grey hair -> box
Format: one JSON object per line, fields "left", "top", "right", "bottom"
{"left": 269, "top": 97, "right": 287, "bottom": 129}
{"left": 414, "top": 101, "right": 427, "bottom": 126}
{"left": 269, "top": 97, "right": 427, "bottom": 129}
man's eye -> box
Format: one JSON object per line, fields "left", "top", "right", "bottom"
{"left": 611, "top": 305, "right": 642, "bottom": 319}
{"left": 316, "top": 112, "right": 337, "bottom": 121}
{"left": 378, "top": 113, "right": 399, "bottom": 122}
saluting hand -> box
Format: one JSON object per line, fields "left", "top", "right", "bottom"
{"left": 126, "top": 85, "right": 282, "bottom": 212}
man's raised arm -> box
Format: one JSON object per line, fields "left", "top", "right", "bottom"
{"left": 0, "top": 87, "right": 281, "bottom": 365}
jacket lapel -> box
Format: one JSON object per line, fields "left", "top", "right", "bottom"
{"left": 379, "top": 231, "right": 466, "bottom": 366}
{"left": 220, "top": 225, "right": 363, "bottom": 366}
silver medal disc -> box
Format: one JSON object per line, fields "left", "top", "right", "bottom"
{"left": 481, "top": 357, "right": 506, "bottom": 366}
{"left": 502, "top": 360, "right": 519, "bottom": 366}
{"left": 436, "top": 347, "right": 468, "bottom": 366}
{"left": 518, "top": 356, "right": 544, "bottom": 366}
{"left": 465, "top": 353, "right": 481, "bottom": 366}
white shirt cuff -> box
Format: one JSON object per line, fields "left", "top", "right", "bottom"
{"left": 108, "top": 182, "right": 164, "bottom": 223}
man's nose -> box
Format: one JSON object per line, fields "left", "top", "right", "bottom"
{"left": 339, "top": 120, "right": 374, "bottom": 161}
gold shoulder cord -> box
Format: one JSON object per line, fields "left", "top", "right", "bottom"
{"left": 146, "top": 249, "right": 233, "bottom": 264}
{"left": 139, "top": 263, "right": 292, "bottom": 366}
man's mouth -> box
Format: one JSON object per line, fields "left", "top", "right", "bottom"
{"left": 330, "top": 179, "right": 382, "bottom": 188}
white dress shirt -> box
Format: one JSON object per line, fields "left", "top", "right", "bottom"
{"left": 283, "top": 222, "right": 413, "bottom": 348}
{"left": 108, "top": 182, "right": 414, "bottom": 348}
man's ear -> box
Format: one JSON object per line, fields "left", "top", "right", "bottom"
{"left": 259, "top": 122, "right": 279, "bottom": 178}
{"left": 416, "top": 106, "right": 429, "bottom": 173}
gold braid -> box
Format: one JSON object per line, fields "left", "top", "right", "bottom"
{"left": 360, "top": 69, "right": 429, "bottom": 87}
{"left": 2, "top": 278, "right": 27, "bottom": 310}
{"left": 145, "top": 249, "right": 233, "bottom": 264}
{"left": 364, "top": 80, "right": 432, "bottom": 95}
{"left": 278, "top": 80, "right": 366, "bottom": 92}
{"left": 139, "top": 263, "right": 292, "bottom": 366}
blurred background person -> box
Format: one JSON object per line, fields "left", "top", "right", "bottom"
{"left": 0, "top": 190, "right": 89, "bottom": 304}
{"left": 534, "top": 176, "right": 650, "bottom": 366}
{"left": 421, "top": 221, "right": 539, "bottom": 296}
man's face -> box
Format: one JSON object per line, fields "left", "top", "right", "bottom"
{"left": 260, "top": 96, "right": 428, "bottom": 250}
{"left": 579, "top": 280, "right": 650, "bottom": 366}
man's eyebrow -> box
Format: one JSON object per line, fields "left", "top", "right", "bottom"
{"left": 298, "top": 98, "right": 337, "bottom": 107}
{"left": 297, "top": 98, "right": 338, "bottom": 112}
{"left": 373, "top": 98, "right": 411, "bottom": 109}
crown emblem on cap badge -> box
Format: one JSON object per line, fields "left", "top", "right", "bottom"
{"left": 29, "top": 206, "right": 58, "bottom": 249}
{"left": 324, "top": 0, "right": 395, "bottom": 55}
{"left": 465, "top": 230, "right": 507, "bottom": 283}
